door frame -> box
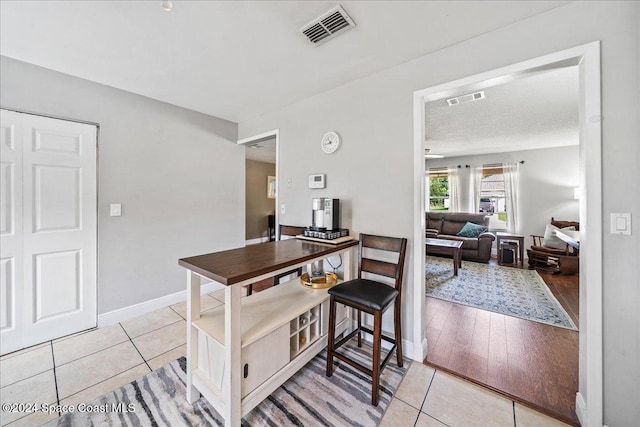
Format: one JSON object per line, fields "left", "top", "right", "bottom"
{"left": 237, "top": 129, "right": 280, "bottom": 240}
{"left": 412, "top": 41, "right": 602, "bottom": 426}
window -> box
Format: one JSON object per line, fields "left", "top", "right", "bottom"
{"left": 428, "top": 170, "right": 449, "bottom": 212}
{"left": 480, "top": 166, "right": 507, "bottom": 230}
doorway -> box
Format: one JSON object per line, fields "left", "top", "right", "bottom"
{"left": 238, "top": 130, "right": 279, "bottom": 244}
{"left": 412, "top": 42, "right": 602, "bottom": 426}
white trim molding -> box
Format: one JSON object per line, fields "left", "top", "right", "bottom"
{"left": 238, "top": 129, "right": 280, "bottom": 240}
{"left": 98, "top": 281, "right": 225, "bottom": 327}
{"left": 576, "top": 392, "right": 587, "bottom": 426}
{"left": 413, "top": 41, "right": 602, "bottom": 425}
{"left": 246, "top": 237, "right": 270, "bottom": 246}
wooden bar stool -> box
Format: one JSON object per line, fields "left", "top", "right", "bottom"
{"left": 247, "top": 224, "right": 305, "bottom": 296}
{"left": 326, "top": 233, "right": 407, "bottom": 406}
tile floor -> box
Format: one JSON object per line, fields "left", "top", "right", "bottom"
{"left": 1, "top": 289, "right": 569, "bottom": 427}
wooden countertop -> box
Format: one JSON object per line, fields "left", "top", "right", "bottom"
{"left": 178, "top": 238, "right": 358, "bottom": 285}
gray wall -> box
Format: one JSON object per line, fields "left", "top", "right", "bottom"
{"left": 245, "top": 159, "right": 275, "bottom": 240}
{"left": 238, "top": 2, "right": 639, "bottom": 425}
{"left": 0, "top": 56, "right": 244, "bottom": 314}
{"left": 426, "top": 145, "right": 580, "bottom": 243}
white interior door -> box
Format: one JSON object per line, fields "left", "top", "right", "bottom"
{"left": 0, "top": 110, "right": 97, "bottom": 354}
{"left": 0, "top": 110, "right": 24, "bottom": 353}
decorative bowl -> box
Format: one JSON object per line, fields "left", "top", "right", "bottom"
{"left": 299, "top": 272, "right": 338, "bottom": 289}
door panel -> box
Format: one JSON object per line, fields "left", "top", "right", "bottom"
{"left": 34, "top": 250, "right": 81, "bottom": 322}
{"left": 33, "top": 129, "right": 81, "bottom": 155}
{"left": 0, "top": 110, "right": 23, "bottom": 353}
{"left": 33, "top": 165, "right": 81, "bottom": 232}
{"left": 1, "top": 257, "right": 15, "bottom": 330}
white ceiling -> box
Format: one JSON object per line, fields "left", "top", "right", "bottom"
{"left": 425, "top": 65, "right": 579, "bottom": 158}
{"left": 245, "top": 137, "right": 276, "bottom": 164}
{"left": 0, "top": 1, "right": 569, "bottom": 124}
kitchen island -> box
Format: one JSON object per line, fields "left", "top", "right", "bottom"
{"left": 178, "top": 238, "right": 358, "bottom": 426}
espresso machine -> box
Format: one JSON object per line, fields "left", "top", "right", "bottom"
{"left": 311, "top": 198, "right": 340, "bottom": 231}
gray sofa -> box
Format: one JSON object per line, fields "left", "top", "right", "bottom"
{"left": 426, "top": 212, "right": 495, "bottom": 263}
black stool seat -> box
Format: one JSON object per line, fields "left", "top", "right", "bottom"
{"left": 329, "top": 279, "right": 398, "bottom": 311}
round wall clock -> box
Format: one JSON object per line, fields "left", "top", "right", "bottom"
{"left": 321, "top": 131, "right": 341, "bottom": 154}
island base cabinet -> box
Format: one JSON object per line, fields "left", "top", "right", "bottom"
{"left": 197, "top": 324, "right": 289, "bottom": 398}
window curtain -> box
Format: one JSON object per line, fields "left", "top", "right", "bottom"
{"left": 503, "top": 162, "right": 520, "bottom": 233}
{"left": 468, "top": 165, "right": 483, "bottom": 213}
{"left": 448, "top": 167, "right": 460, "bottom": 212}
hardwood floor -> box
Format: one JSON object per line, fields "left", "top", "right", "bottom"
{"left": 423, "top": 261, "right": 580, "bottom": 426}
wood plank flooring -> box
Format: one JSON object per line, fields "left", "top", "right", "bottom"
{"left": 424, "top": 263, "right": 580, "bottom": 426}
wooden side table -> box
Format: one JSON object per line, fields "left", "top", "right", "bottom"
{"left": 496, "top": 232, "right": 525, "bottom": 268}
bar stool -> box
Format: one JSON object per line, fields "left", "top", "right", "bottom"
{"left": 325, "top": 233, "right": 407, "bottom": 406}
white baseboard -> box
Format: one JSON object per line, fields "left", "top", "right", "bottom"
{"left": 246, "top": 237, "right": 269, "bottom": 246}
{"left": 98, "top": 281, "right": 225, "bottom": 327}
{"left": 576, "top": 392, "right": 587, "bottom": 426}
{"left": 420, "top": 337, "right": 428, "bottom": 361}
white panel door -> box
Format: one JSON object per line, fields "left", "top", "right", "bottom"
{"left": 0, "top": 110, "right": 97, "bottom": 354}
{"left": 0, "top": 110, "right": 24, "bottom": 354}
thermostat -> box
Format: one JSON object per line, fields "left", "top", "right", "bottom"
{"left": 309, "top": 174, "right": 326, "bottom": 189}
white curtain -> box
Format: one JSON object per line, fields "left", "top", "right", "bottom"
{"left": 448, "top": 167, "right": 460, "bottom": 212}
{"left": 503, "top": 162, "right": 520, "bottom": 233}
{"left": 468, "top": 165, "right": 483, "bottom": 213}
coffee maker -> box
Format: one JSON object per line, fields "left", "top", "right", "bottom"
{"left": 311, "top": 198, "right": 340, "bottom": 231}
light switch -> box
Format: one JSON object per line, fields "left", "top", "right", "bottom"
{"left": 610, "top": 213, "right": 631, "bottom": 235}
{"left": 110, "top": 203, "right": 122, "bottom": 217}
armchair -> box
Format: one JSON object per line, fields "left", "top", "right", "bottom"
{"left": 527, "top": 217, "right": 579, "bottom": 275}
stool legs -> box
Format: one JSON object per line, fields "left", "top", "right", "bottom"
{"left": 326, "top": 296, "right": 336, "bottom": 377}
{"left": 325, "top": 297, "right": 403, "bottom": 406}
{"left": 394, "top": 300, "right": 403, "bottom": 367}
{"left": 371, "top": 310, "right": 382, "bottom": 406}
{"left": 357, "top": 309, "right": 362, "bottom": 347}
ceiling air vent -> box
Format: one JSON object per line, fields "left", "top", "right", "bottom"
{"left": 300, "top": 5, "right": 355, "bottom": 46}
{"left": 446, "top": 91, "right": 485, "bottom": 106}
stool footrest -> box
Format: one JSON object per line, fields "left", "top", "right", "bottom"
{"left": 330, "top": 326, "right": 398, "bottom": 375}
{"left": 359, "top": 326, "right": 397, "bottom": 345}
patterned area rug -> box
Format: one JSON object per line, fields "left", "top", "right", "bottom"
{"left": 426, "top": 256, "right": 577, "bottom": 330}
{"left": 45, "top": 342, "right": 408, "bottom": 426}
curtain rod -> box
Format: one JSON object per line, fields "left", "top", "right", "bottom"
{"left": 465, "top": 161, "right": 525, "bottom": 168}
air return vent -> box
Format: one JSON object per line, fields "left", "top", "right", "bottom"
{"left": 447, "top": 91, "right": 485, "bottom": 106}
{"left": 300, "top": 5, "right": 355, "bottom": 46}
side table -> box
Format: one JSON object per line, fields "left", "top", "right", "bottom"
{"left": 496, "top": 232, "right": 525, "bottom": 268}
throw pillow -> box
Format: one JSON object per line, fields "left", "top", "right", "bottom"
{"left": 542, "top": 224, "right": 576, "bottom": 250}
{"left": 456, "top": 222, "right": 488, "bottom": 238}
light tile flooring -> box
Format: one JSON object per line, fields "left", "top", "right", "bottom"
{"left": 1, "top": 290, "right": 569, "bottom": 427}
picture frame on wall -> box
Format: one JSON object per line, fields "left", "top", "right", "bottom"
{"left": 267, "top": 176, "right": 276, "bottom": 199}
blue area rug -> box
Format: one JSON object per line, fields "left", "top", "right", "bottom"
{"left": 426, "top": 256, "right": 577, "bottom": 330}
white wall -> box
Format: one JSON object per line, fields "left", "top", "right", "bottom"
{"left": 238, "top": 2, "right": 639, "bottom": 425}
{"left": 426, "top": 145, "right": 580, "bottom": 241}
{"left": 0, "top": 56, "right": 244, "bottom": 314}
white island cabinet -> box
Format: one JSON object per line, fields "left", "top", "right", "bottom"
{"left": 179, "top": 238, "right": 357, "bottom": 427}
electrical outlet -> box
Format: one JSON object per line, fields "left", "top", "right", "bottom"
{"left": 280, "top": 204, "right": 286, "bottom": 214}
{"left": 287, "top": 177, "right": 293, "bottom": 188}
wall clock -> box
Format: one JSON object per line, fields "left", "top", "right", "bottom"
{"left": 321, "top": 131, "right": 341, "bottom": 154}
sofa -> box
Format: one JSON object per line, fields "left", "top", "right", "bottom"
{"left": 426, "top": 212, "right": 495, "bottom": 263}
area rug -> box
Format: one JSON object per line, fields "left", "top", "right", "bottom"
{"left": 45, "top": 342, "right": 409, "bottom": 426}
{"left": 425, "top": 256, "right": 577, "bottom": 330}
